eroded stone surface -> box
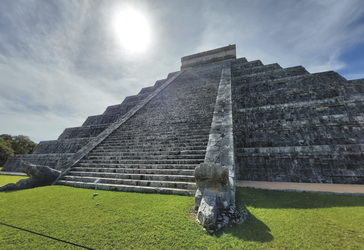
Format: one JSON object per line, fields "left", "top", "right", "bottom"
{"left": 216, "top": 207, "right": 248, "bottom": 232}
{"left": 197, "top": 196, "right": 217, "bottom": 233}
{"left": 195, "top": 163, "right": 232, "bottom": 209}
{"left": 0, "top": 162, "right": 60, "bottom": 191}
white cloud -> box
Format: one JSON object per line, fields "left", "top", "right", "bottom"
{"left": 0, "top": 0, "right": 363, "bottom": 143}
{"left": 199, "top": 0, "right": 364, "bottom": 74}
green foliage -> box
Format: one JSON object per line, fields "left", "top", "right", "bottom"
{"left": 0, "top": 138, "right": 15, "bottom": 167}
{"left": 0, "top": 175, "right": 28, "bottom": 186}
{"left": 0, "top": 134, "right": 37, "bottom": 167}
{"left": 0, "top": 184, "right": 363, "bottom": 249}
{"left": 7, "top": 135, "right": 37, "bottom": 155}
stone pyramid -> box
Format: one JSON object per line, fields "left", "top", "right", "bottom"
{"left": 3, "top": 45, "right": 363, "bottom": 197}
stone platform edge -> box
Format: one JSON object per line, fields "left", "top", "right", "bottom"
{"left": 181, "top": 45, "right": 236, "bottom": 70}
{"left": 0, "top": 172, "right": 27, "bottom": 176}
{"left": 237, "top": 180, "right": 364, "bottom": 195}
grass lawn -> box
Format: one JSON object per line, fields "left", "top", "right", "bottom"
{"left": 0, "top": 175, "right": 28, "bottom": 186}
{"left": 0, "top": 177, "right": 363, "bottom": 249}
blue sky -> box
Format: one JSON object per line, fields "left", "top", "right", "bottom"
{"left": 0, "top": 0, "right": 363, "bottom": 143}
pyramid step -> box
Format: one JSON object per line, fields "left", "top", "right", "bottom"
{"left": 93, "top": 146, "right": 207, "bottom": 152}
{"left": 235, "top": 66, "right": 310, "bottom": 83}
{"left": 57, "top": 181, "right": 195, "bottom": 196}
{"left": 117, "top": 122, "right": 210, "bottom": 129}
{"left": 99, "top": 140, "right": 208, "bottom": 146}
{"left": 88, "top": 150, "right": 206, "bottom": 157}
{"left": 234, "top": 71, "right": 345, "bottom": 94}
{"left": 85, "top": 154, "right": 205, "bottom": 161}
{"left": 60, "top": 176, "right": 196, "bottom": 190}
{"left": 105, "top": 135, "right": 209, "bottom": 141}
{"left": 107, "top": 133, "right": 209, "bottom": 140}
{"left": 95, "top": 144, "right": 208, "bottom": 151}
{"left": 76, "top": 163, "right": 199, "bottom": 170}
{"left": 101, "top": 140, "right": 208, "bottom": 147}
{"left": 92, "top": 145, "right": 207, "bottom": 153}
{"left": 111, "top": 128, "right": 210, "bottom": 136}
{"left": 71, "top": 167, "right": 194, "bottom": 175}
{"left": 107, "top": 130, "right": 209, "bottom": 137}
{"left": 67, "top": 171, "right": 195, "bottom": 182}
{"left": 79, "top": 159, "right": 204, "bottom": 165}
{"left": 235, "top": 63, "right": 282, "bottom": 76}
{"left": 238, "top": 144, "right": 364, "bottom": 156}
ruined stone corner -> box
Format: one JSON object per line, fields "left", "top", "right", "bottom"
{"left": 194, "top": 162, "right": 245, "bottom": 233}
{"left": 0, "top": 162, "right": 61, "bottom": 192}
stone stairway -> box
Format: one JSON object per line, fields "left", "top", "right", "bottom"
{"left": 58, "top": 127, "right": 209, "bottom": 195}
{"left": 57, "top": 63, "right": 223, "bottom": 195}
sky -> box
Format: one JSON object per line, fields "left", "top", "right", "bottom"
{"left": 0, "top": 0, "right": 364, "bottom": 143}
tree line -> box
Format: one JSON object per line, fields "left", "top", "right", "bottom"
{"left": 0, "top": 134, "right": 37, "bottom": 167}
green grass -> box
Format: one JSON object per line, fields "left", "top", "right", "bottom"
{"left": 0, "top": 175, "right": 28, "bottom": 186}
{"left": 0, "top": 177, "right": 363, "bottom": 249}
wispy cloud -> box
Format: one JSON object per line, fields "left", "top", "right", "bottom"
{"left": 199, "top": 0, "right": 364, "bottom": 74}
{"left": 0, "top": 0, "right": 363, "bottom": 142}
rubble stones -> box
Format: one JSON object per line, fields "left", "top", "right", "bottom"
{"left": 200, "top": 205, "right": 248, "bottom": 234}
{"left": 216, "top": 207, "right": 248, "bottom": 232}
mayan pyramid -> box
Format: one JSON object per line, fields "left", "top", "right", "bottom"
{"left": 3, "top": 45, "right": 363, "bottom": 195}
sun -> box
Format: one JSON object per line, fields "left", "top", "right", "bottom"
{"left": 112, "top": 8, "right": 151, "bottom": 54}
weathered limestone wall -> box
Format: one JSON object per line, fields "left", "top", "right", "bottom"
{"left": 181, "top": 45, "right": 236, "bottom": 70}
{"left": 231, "top": 58, "right": 364, "bottom": 184}
{"left": 33, "top": 138, "right": 91, "bottom": 154}
{"left": 2, "top": 153, "right": 73, "bottom": 172}
{"left": 58, "top": 78, "right": 170, "bottom": 140}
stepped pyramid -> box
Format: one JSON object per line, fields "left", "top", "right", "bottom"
{"left": 3, "top": 45, "right": 364, "bottom": 196}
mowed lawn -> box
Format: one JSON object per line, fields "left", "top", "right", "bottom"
{"left": 0, "top": 176, "right": 363, "bottom": 249}
{"left": 0, "top": 175, "right": 28, "bottom": 187}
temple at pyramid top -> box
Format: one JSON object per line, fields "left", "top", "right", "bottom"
{"left": 181, "top": 44, "right": 236, "bottom": 70}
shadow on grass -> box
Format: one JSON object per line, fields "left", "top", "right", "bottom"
{"left": 216, "top": 186, "right": 364, "bottom": 242}
{"left": 236, "top": 187, "right": 364, "bottom": 209}
{"left": 216, "top": 210, "right": 274, "bottom": 242}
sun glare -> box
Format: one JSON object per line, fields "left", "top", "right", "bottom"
{"left": 113, "top": 8, "right": 151, "bottom": 55}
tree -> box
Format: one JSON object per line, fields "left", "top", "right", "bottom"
{"left": 0, "top": 134, "right": 37, "bottom": 167}
{"left": 0, "top": 134, "right": 12, "bottom": 141}
{"left": 0, "top": 137, "right": 14, "bottom": 167}
{"left": 11, "top": 135, "right": 37, "bottom": 155}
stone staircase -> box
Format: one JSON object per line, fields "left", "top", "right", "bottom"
{"left": 57, "top": 64, "right": 223, "bottom": 195}
{"left": 58, "top": 126, "right": 209, "bottom": 195}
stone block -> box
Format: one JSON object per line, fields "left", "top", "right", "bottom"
{"left": 195, "top": 163, "right": 229, "bottom": 186}
{"left": 197, "top": 195, "right": 217, "bottom": 233}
